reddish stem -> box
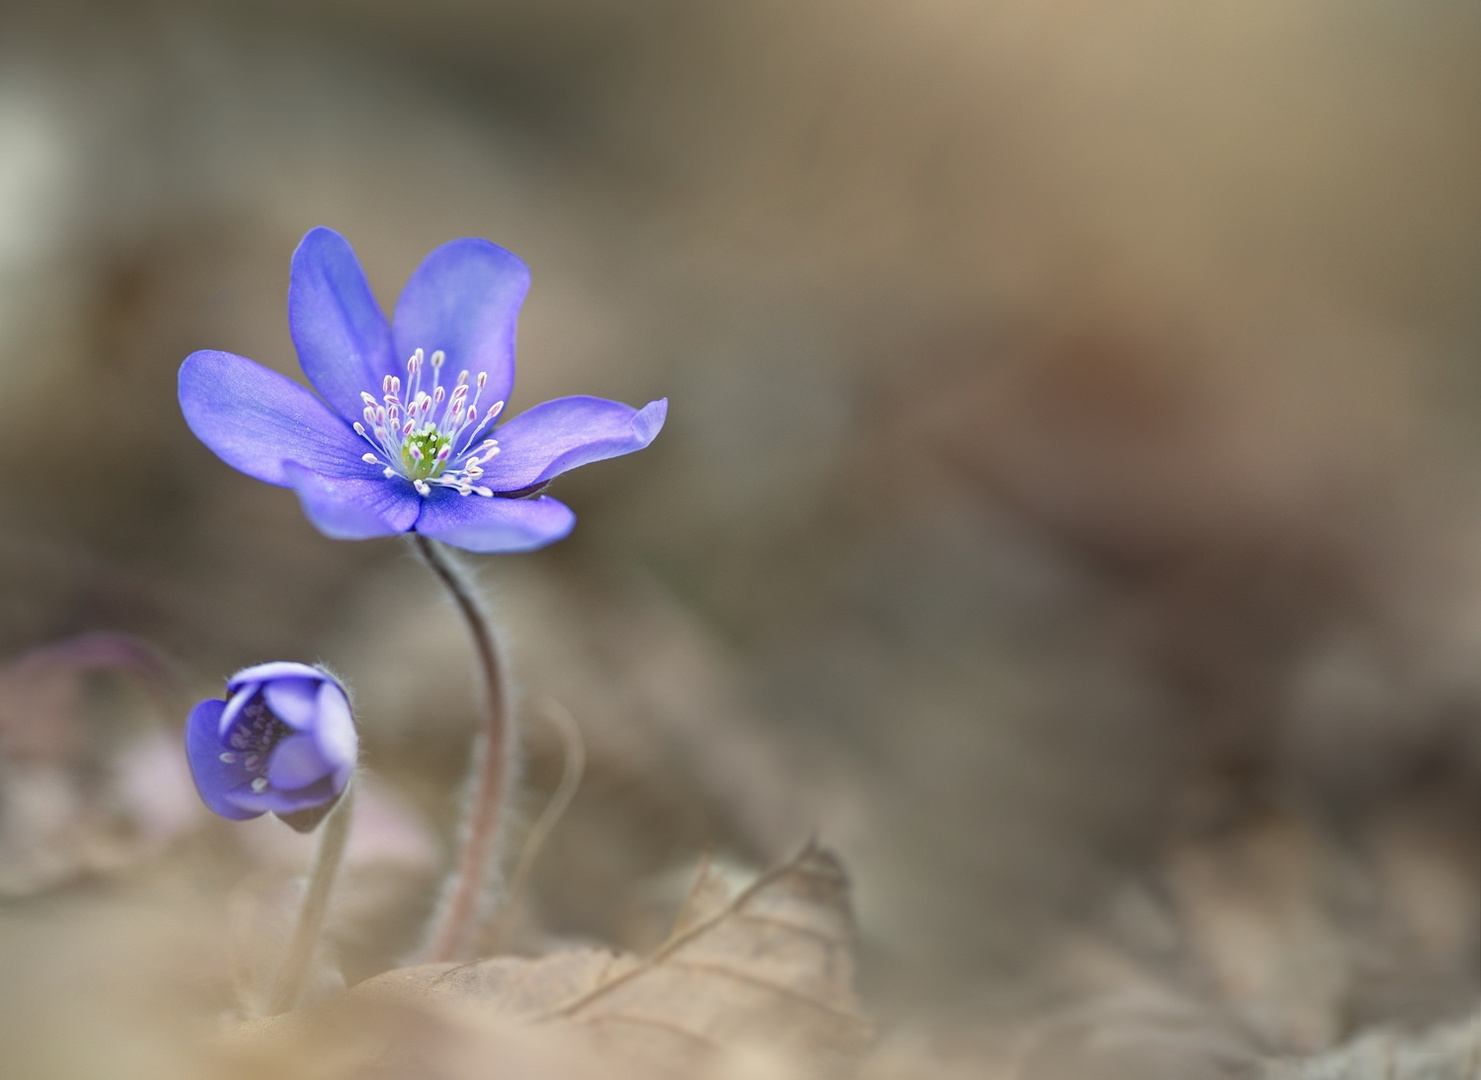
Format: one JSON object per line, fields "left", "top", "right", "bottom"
{"left": 413, "top": 534, "right": 511, "bottom": 962}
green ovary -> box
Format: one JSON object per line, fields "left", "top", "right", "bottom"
{"left": 402, "top": 428, "right": 452, "bottom": 480}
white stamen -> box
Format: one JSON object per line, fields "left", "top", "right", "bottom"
{"left": 348, "top": 347, "right": 508, "bottom": 498}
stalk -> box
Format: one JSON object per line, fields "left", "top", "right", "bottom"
{"left": 483, "top": 697, "right": 585, "bottom": 954}
{"left": 266, "top": 779, "right": 356, "bottom": 1014}
{"left": 412, "top": 533, "right": 513, "bottom": 962}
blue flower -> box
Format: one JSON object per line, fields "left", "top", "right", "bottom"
{"left": 185, "top": 662, "right": 357, "bottom": 831}
{"left": 179, "top": 227, "right": 667, "bottom": 553}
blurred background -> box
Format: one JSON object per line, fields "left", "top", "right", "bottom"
{"left": 0, "top": 1, "right": 1477, "bottom": 1076}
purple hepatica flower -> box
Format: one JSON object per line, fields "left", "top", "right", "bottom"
{"left": 186, "top": 662, "right": 357, "bottom": 832}
{"left": 179, "top": 227, "right": 666, "bottom": 553}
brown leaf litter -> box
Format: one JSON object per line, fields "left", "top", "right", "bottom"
{"left": 220, "top": 843, "right": 871, "bottom": 1080}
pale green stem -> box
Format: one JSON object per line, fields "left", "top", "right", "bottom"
{"left": 266, "top": 778, "right": 356, "bottom": 1015}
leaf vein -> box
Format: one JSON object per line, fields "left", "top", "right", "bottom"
{"left": 661, "top": 958, "right": 864, "bottom": 1025}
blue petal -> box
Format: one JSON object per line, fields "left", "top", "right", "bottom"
{"left": 283, "top": 463, "right": 421, "bottom": 541}
{"left": 185, "top": 698, "right": 262, "bottom": 821}
{"left": 312, "top": 681, "right": 358, "bottom": 786}
{"left": 267, "top": 734, "right": 335, "bottom": 790}
{"left": 288, "top": 227, "right": 397, "bottom": 422}
{"left": 262, "top": 677, "right": 323, "bottom": 729}
{"left": 414, "top": 492, "right": 576, "bottom": 553}
{"left": 227, "top": 662, "right": 324, "bottom": 692}
{"left": 479, "top": 396, "right": 667, "bottom": 492}
{"left": 218, "top": 684, "right": 258, "bottom": 740}
{"left": 391, "top": 238, "right": 529, "bottom": 409}
{"left": 223, "top": 776, "right": 341, "bottom": 816}
{"left": 179, "top": 351, "right": 370, "bottom": 486}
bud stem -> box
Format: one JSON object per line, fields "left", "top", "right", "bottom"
{"left": 412, "top": 533, "right": 513, "bottom": 962}
{"left": 266, "top": 777, "right": 356, "bottom": 1014}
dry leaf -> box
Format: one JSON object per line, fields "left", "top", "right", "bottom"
{"left": 1164, "top": 812, "right": 1350, "bottom": 1053}
{"left": 224, "top": 843, "right": 871, "bottom": 1079}
{"left": 1264, "top": 1015, "right": 1481, "bottom": 1080}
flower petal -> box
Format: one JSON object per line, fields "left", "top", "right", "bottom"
{"left": 223, "top": 776, "right": 341, "bottom": 816}
{"left": 185, "top": 698, "right": 262, "bottom": 821}
{"left": 391, "top": 238, "right": 529, "bottom": 408}
{"left": 227, "top": 662, "right": 323, "bottom": 692}
{"left": 266, "top": 734, "right": 335, "bottom": 790}
{"left": 283, "top": 463, "right": 421, "bottom": 541}
{"left": 179, "top": 351, "right": 370, "bottom": 486}
{"left": 218, "top": 683, "right": 258, "bottom": 740}
{"left": 262, "top": 677, "right": 323, "bottom": 729}
{"left": 414, "top": 492, "right": 575, "bottom": 553}
{"left": 479, "top": 396, "right": 668, "bottom": 492}
{"left": 312, "top": 681, "right": 358, "bottom": 786}
{"left": 288, "top": 227, "right": 396, "bottom": 422}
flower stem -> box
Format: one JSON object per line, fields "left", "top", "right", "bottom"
{"left": 266, "top": 778, "right": 355, "bottom": 1015}
{"left": 483, "top": 697, "right": 585, "bottom": 955}
{"left": 411, "top": 533, "right": 512, "bottom": 962}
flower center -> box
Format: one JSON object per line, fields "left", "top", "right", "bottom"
{"left": 404, "top": 429, "right": 452, "bottom": 480}
{"left": 220, "top": 694, "right": 291, "bottom": 793}
{"left": 353, "top": 348, "right": 504, "bottom": 497}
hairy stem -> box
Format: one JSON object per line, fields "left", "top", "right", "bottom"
{"left": 267, "top": 779, "right": 356, "bottom": 1015}
{"left": 412, "top": 533, "right": 512, "bottom": 962}
{"left": 483, "top": 698, "right": 585, "bottom": 954}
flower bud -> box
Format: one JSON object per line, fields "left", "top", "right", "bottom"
{"left": 185, "top": 662, "right": 357, "bottom": 832}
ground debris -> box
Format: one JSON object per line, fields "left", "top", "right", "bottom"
{"left": 222, "top": 843, "right": 870, "bottom": 1079}
{"left": 1264, "top": 1014, "right": 1481, "bottom": 1080}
